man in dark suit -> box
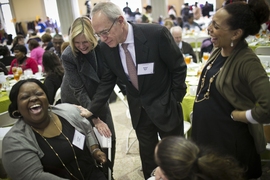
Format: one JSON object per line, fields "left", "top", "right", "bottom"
{"left": 90, "top": 2, "right": 187, "bottom": 179}
{"left": 170, "top": 26, "right": 198, "bottom": 63}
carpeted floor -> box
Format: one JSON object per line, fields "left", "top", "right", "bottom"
{"left": 109, "top": 99, "right": 270, "bottom": 180}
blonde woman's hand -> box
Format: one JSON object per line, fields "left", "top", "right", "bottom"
{"left": 92, "top": 117, "right": 112, "bottom": 138}
{"left": 75, "top": 105, "right": 93, "bottom": 118}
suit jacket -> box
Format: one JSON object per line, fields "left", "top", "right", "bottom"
{"left": 61, "top": 45, "right": 113, "bottom": 127}
{"left": 90, "top": 23, "right": 187, "bottom": 132}
{"left": 181, "top": 41, "right": 197, "bottom": 63}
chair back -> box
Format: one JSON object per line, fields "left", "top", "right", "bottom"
{"left": 113, "top": 85, "right": 128, "bottom": 107}
{"left": 113, "top": 85, "right": 130, "bottom": 119}
{"left": 255, "top": 46, "right": 270, "bottom": 55}
{"left": 53, "top": 88, "right": 61, "bottom": 106}
{"left": 182, "top": 37, "right": 196, "bottom": 48}
{"left": 0, "top": 111, "right": 17, "bottom": 127}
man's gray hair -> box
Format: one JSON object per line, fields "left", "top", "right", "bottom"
{"left": 170, "top": 26, "right": 183, "bottom": 34}
{"left": 91, "top": 2, "right": 125, "bottom": 22}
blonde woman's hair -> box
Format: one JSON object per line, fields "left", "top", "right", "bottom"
{"left": 69, "top": 16, "right": 97, "bottom": 56}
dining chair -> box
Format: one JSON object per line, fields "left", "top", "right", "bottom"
{"left": 0, "top": 111, "right": 16, "bottom": 178}
{"left": 113, "top": 85, "right": 135, "bottom": 154}
{"left": 255, "top": 46, "right": 270, "bottom": 55}
{"left": 53, "top": 88, "right": 61, "bottom": 106}
{"left": 0, "top": 111, "right": 18, "bottom": 128}
{"left": 93, "top": 127, "right": 112, "bottom": 180}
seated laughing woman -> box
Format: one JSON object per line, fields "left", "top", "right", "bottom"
{"left": 2, "top": 78, "right": 107, "bottom": 180}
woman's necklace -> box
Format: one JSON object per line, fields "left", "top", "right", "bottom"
{"left": 31, "top": 114, "right": 85, "bottom": 180}
{"left": 195, "top": 55, "right": 223, "bottom": 103}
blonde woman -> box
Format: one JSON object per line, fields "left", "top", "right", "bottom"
{"left": 60, "top": 16, "right": 116, "bottom": 178}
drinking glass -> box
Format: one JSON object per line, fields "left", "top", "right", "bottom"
{"left": 17, "top": 67, "right": 23, "bottom": 76}
{"left": 184, "top": 56, "right": 192, "bottom": 65}
{"left": 12, "top": 67, "right": 17, "bottom": 74}
{"left": 202, "top": 52, "right": 210, "bottom": 62}
{"left": 14, "top": 72, "right": 20, "bottom": 81}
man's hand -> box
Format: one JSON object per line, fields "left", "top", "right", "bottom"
{"left": 93, "top": 117, "right": 112, "bottom": 138}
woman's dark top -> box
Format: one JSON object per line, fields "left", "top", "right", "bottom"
{"left": 44, "top": 73, "right": 63, "bottom": 105}
{"left": 34, "top": 116, "right": 106, "bottom": 180}
{"left": 191, "top": 54, "right": 262, "bottom": 179}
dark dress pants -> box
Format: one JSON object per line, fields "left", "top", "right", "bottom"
{"left": 135, "top": 108, "right": 183, "bottom": 179}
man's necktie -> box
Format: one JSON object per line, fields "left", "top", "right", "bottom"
{"left": 121, "top": 43, "right": 139, "bottom": 90}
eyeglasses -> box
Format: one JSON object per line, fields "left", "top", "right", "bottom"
{"left": 95, "top": 18, "right": 118, "bottom": 38}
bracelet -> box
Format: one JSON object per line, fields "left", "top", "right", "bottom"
{"left": 91, "top": 148, "right": 100, "bottom": 155}
{"left": 231, "top": 113, "right": 234, "bottom": 120}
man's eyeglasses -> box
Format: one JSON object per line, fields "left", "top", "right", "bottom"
{"left": 95, "top": 18, "right": 118, "bottom": 38}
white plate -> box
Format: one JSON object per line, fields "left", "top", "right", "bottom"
{"left": 188, "top": 81, "right": 199, "bottom": 86}
{"left": 9, "top": 79, "right": 17, "bottom": 84}
{"left": 187, "top": 71, "right": 197, "bottom": 76}
{"left": 187, "top": 63, "right": 200, "bottom": 68}
{"left": 185, "top": 76, "right": 198, "bottom": 82}
{"left": 33, "top": 75, "right": 45, "bottom": 80}
{"left": 5, "top": 74, "right": 14, "bottom": 79}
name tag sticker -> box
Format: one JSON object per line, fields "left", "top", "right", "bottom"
{"left": 72, "top": 130, "right": 85, "bottom": 150}
{"left": 138, "top": 63, "right": 154, "bottom": 75}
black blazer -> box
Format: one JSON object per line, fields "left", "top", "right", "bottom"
{"left": 181, "top": 41, "right": 197, "bottom": 63}
{"left": 90, "top": 23, "right": 187, "bottom": 132}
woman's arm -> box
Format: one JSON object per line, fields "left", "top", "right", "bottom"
{"left": 26, "top": 57, "right": 39, "bottom": 74}
{"left": 2, "top": 135, "right": 67, "bottom": 180}
{"left": 76, "top": 105, "right": 112, "bottom": 137}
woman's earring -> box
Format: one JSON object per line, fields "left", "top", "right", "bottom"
{"left": 12, "top": 110, "right": 21, "bottom": 118}
{"left": 48, "top": 105, "right": 52, "bottom": 112}
{"left": 231, "top": 41, "right": 234, "bottom": 47}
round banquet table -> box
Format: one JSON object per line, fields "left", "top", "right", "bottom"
{"left": 0, "top": 92, "right": 10, "bottom": 113}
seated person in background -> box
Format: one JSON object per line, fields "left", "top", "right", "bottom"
{"left": 0, "top": 61, "right": 8, "bottom": 75}
{"left": 37, "top": 18, "right": 47, "bottom": 33}
{"left": 2, "top": 78, "right": 107, "bottom": 180}
{"left": 183, "top": 13, "right": 202, "bottom": 31}
{"left": 163, "top": 19, "right": 174, "bottom": 30}
{"left": 41, "top": 33, "right": 54, "bottom": 50}
{"left": 8, "top": 45, "right": 38, "bottom": 74}
{"left": 10, "top": 35, "right": 25, "bottom": 54}
{"left": 176, "top": 16, "right": 183, "bottom": 28}
{"left": 60, "top": 41, "right": 70, "bottom": 54}
{"left": 28, "top": 39, "right": 45, "bottom": 66}
{"left": 42, "top": 51, "right": 64, "bottom": 104}
{"left": 152, "top": 136, "right": 245, "bottom": 180}
{"left": 199, "top": 37, "right": 213, "bottom": 59}
{"left": 170, "top": 26, "right": 197, "bottom": 62}
{"left": 27, "top": 32, "right": 42, "bottom": 43}
{"left": 0, "top": 45, "right": 15, "bottom": 66}
{"left": 49, "top": 34, "right": 64, "bottom": 58}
